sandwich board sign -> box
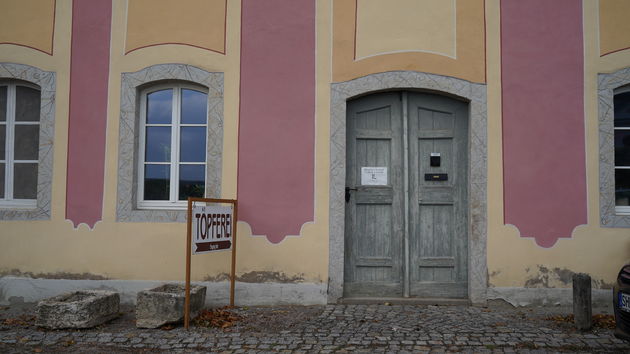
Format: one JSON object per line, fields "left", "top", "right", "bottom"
{"left": 191, "top": 204, "right": 233, "bottom": 254}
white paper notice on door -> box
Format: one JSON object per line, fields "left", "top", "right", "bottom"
{"left": 361, "top": 167, "right": 387, "bottom": 186}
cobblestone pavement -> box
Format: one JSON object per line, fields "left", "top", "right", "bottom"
{"left": 1, "top": 303, "right": 629, "bottom": 353}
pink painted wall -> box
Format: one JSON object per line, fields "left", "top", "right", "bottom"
{"left": 501, "top": 0, "right": 586, "bottom": 248}
{"left": 66, "top": 0, "right": 112, "bottom": 228}
{"left": 238, "top": 0, "right": 315, "bottom": 243}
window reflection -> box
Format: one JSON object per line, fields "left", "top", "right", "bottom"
{"left": 180, "top": 127, "right": 205, "bottom": 162}
{"left": 140, "top": 84, "right": 208, "bottom": 207}
{"left": 616, "top": 170, "right": 630, "bottom": 206}
{"left": 145, "top": 126, "right": 171, "bottom": 162}
{"left": 614, "top": 88, "right": 630, "bottom": 208}
{"left": 147, "top": 89, "right": 172, "bottom": 124}
{"left": 615, "top": 92, "right": 630, "bottom": 128}
{"left": 178, "top": 164, "right": 205, "bottom": 200}
{"left": 144, "top": 164, "right": 170, "bottom": 200}
{"left": 181, "top": 89, "right": 207, "bottom": 124}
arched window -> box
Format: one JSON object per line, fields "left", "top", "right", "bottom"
{"left": 614, "top": 85, "right": 630, "bottom": 213}
{"left": 137, "top": 83, "right": 208, "bottom": 209}
{"left": 116, "top": 64, "right": 223, "bottom": 222}
{"left": 0, "top": 80, "right": 41, "bottom": 208}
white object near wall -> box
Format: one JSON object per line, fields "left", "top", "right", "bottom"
{"left": 192, "top": 204, "right": 233, "bottom": 254}
{"left": 361, "top": 167, "right": 388, "bottom": 186}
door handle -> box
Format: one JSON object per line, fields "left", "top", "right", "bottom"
{"left": 345, "top": 187, "right": 357, "bottom": 203}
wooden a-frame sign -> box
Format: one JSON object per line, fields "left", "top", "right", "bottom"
{"left": 185, "top": 197, "right": 238, "bottom": 330}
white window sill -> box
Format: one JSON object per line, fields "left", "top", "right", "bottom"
{"left": 0, "top": 200, "right": 37, "bottom": 209}
{"left": 137, "top": 202, "right": 188, "bottom": 210}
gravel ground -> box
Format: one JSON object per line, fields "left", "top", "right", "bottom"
{"left": 0, "top": 300, "right": 627, "bottom": 353}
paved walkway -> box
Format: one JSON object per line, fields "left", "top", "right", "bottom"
{"left": 1, "top": 303, "right": 628, "bottom": 353}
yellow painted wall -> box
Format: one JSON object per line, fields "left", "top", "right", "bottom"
{"left": 0, "top": 0, "right": 331, "bottom": 284}
{"left": 355, "top": 0, "right": 456, "bottom": 60}
{"left": 0, "top": 0, "right": 55, "bottom": 55}
{"left": 126, "top": 0, "right": 226, "bottom": 54}
{"left": 333, "top": 0, "right": 485, "bottom": 83}
{"left": 486, "top": 0, "right": 630, "bottom": 290}
{"left": 599, "top": 0, "right": 630, "bottom": 56}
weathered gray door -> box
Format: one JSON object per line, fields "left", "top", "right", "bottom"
{"left": 344, "top": 92, "right": 404, "bottom": 297}
{"left": 407, "top": 92, "right": 468, "bottom": 298}
{"left": 344, "top": 91, "right": 468, "bottom": 298}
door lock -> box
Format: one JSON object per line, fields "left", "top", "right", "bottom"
{"left": 345, "top": 187, "right": 357, "bottom": 203}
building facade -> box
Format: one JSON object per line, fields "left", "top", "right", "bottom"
{"left": 0, "top": 0, "right": 629, "bottom": 306}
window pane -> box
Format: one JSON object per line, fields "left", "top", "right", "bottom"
{"left": 145, "top": 126, "right": 171, "bottom": 162}
{"left": 616, "top": 169, "right": 630, "bottom": 206}
{"left": 14, "top": 125, "right": 39, "bottom": 160}
{"left": 144, "top": 164, "right": 170, "bottom": 200}
{"left": 178, "top": 164, "right": 204, "bottom": 200}
{"left": 616, "top": 130, "right": 630, "bottom": 166}
{"left": 181, "top": 89, "right": 207, "bottom": 124}
{"left": 0, "top": 163, "right": 4, "bottom": 198}
{"left": 615, "top": 92, "right": 630, "bottom": 128}
{"left": 146, "top": 89, "right": 172, "bottom": 124}
{"left": 15, "top": 86, "right": 40, "bottom": 122}
{"left": 13, "top": 162, "right": 37, "bottom": 199}
{"left": 0, "top": 125, "right": 4, "bottom": 160}
{"left": 180, "top": 127, "right": 206, "bottom": 162}
{"left": 0, "top": 86, "right": 6, "bottom": 122}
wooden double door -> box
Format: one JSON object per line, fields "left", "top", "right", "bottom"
{"left": 344, "top": 91, "right": 469, "bottom": 298}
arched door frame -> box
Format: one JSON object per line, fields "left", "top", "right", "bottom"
{"left": 328, "top": 71, "right": 488, "bottom": 304}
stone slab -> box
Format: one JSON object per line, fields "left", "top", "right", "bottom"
{"left": 136, "top": 283, "right": 206, "bottom": 328}
{"left": 36, "top": 290, "right": 119, "bottom": 329}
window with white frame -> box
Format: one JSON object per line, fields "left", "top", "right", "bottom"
{"left": 0, "top": 80, "right": 40, "bottom": 208}
{"left": 615, "top": 86, "right": 630, "bottom": 214}
{"left": 138, "top": 83, "right": 208, "bottom": 209}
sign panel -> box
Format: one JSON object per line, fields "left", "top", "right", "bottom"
{"left": 192, "top": 204, "right": 233, "bottom": 254}
{"left": 361, "top": 167, "right": 388, "bottom": 186}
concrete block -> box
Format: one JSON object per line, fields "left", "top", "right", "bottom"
{"left": 36, "top": 290, "right": 120, "bottom": 329}
{"left": 573, "top": 273, "right": 592, "bottom": 330}
{"left": 136, "top": 283, "right": 206, "bottom": 328}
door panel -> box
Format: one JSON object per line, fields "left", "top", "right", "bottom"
{"left": 408, "top": 92, "right": 468, "bottom": 298}
{"left": 344, "top": 92, "right": 403, "bottom": 297}
{"left": 345, "top": 91, "right": 468, "bottom": 299}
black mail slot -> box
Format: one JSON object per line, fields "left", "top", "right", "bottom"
{"left": 425, "top": 173, "right": 448, "bottom": 181}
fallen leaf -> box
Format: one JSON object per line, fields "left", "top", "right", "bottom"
{"left": 593, "top": 314, "right": 616, "bottom": 329}
{"left": 193, "top": 307, "right": 242, "bottom": 329}
{"left": 545, "top": 314, "right": 616, "bottom": 329}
